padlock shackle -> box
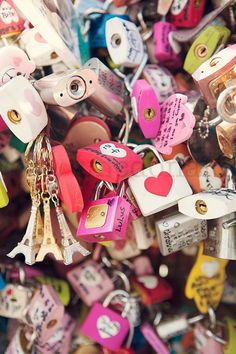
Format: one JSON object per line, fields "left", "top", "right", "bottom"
{"left": 94, "top": 180, "right": 114, "bottom": 200}
{"left": 133, "top": 144, "right": 164, "bottom": 163}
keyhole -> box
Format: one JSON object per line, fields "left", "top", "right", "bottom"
{"left": 143, "top": 107, "right": 156, "bottom": 121}
{"left": 92, "top": 160, "right": 103, "bottom": 173}
{"left": 7, "top": 110, "right": 22, "bottom": 124}
{"left": 47, "top": 319, "right": 58, "bottom": 328}
{"left": 195, "top": 200, "right": 208, "bottom": 215}
{"left": 210, "top": 57, "right": 221, "bottom": 67}
{"left": 94, "top": 234, "right": 105, "bottom": 240}
{"left": 195, "top": 44, "right": 208, "bottom": 58}
{"left": 111, "top": 33, "right": 122, "bottom": 48}
{"left": 50, "top": 51, "right": 58, "bottom": 59}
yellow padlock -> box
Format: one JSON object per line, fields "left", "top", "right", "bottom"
{"left": 0, "top": 172, "right": 9, "bottom": 208}
{"left": 184, "top": 25, "right": 230, "bottom": 75}
{"left": 185, "top": 242, "right": 228, "bottom": 314}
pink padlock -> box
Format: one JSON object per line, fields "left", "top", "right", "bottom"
{"left": 194, "top": 322, "right": 224, "bottom": 354}
{"left": 132, "top": 79, "right": 161, "bottom": 139}
{"left": 123, "top": 183, "right": 142, "bottom": 221}
{"left": 77, "top": 192, "right": 131, "bottom": 243}
{"left": 35, "top": 313, "right": 76, "bottom": 354}
{"left": 153, "top": 21, "right": 181, "bottom": 68}
{"left": 76, "top": 141, "right": 143, "bottom": 183}
{"left": 80, "top": 291, "right": 130, "bottom": 351}
{"left": 169, "top": 0, "right": 205, "bottom": 28}
{"left": 26, "top": 285, "right": 64, "bottom": 343}
{"left": 67, "top": 259, "right": 114, "bottom": 306}
{"left": 133, "top": 256, "right": 154, "bottom": 277}
{"left": 52, "top": 144, "right": 84, "bottom": 213}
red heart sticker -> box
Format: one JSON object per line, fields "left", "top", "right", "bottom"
{"left": 144, "top": 171, "right": 173, "bottom": 196}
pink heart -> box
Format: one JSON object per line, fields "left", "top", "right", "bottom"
{"left": 34, "top": 32, "right": 47, "bottom": 43}
{"left": 144, "top": 171, "right": 173, "bottom": 196}
{"left": 12, "top": 57, "right": 22, "bottom": 67}
{"left": 24, "top": 89, "right": 42, "bottom": 117}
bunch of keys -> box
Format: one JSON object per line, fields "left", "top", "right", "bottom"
{"left": 7, "top": 133, "right": 90, "bottom": 265}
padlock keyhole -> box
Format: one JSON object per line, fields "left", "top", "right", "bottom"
{"left": 195, "top": 200, "right": 208, "bottom": 215}
{"left": 7, "top": 110, "right": 22, "bottom": 124}
{"left": 92, "top": 159, "right": 103, "bottom": 173}
{"left": 111, "top": 34, "right": 122, "bottom": 48}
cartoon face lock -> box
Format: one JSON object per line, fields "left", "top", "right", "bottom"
{"left": 0, "top": 46, "right": 36, "bottom": 86}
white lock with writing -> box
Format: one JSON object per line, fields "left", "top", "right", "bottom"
{"left": 106, "top": 17, "right": 144, "bottom": 67}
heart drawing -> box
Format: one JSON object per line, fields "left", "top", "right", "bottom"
{"left": 97, "top": 315, "right": 120, "bottom": 339}
{"left": 144, "top": 171, "right": 173, "bottom": 196}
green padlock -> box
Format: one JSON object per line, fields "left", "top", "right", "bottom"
{"left": 184, "top": 25, "right": 230, "bottom": 75}
{"left": 0, "top": 172, "right": 9, "bottom": 208}
{"left": 36, "top": 275, "right": 70, "bottom": 306}
{"left": 223, "top": 317, "right": 236, "bottom": 354}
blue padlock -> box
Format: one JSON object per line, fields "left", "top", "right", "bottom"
{"left": 89, "top": 14, "right": 129, "bottom": 48}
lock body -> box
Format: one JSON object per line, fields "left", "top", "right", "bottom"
{"left": 128, "top": 159, "right": 192, "bottom": 216}
{"left": 106, "top": 17, "right": 144, "bottom": 67}
{"left": 132, "top": 216, "right": 156, "bottom": 250}
{"left": 80, "top": 302, "right": 130, "bottom": 351}
{"left": 184, "top": 25, "right": 230, "bottom": 75}
{"left": 169, "top": 0, "right": 205, "bottom": 28}
{"left": 203, "top": 212, "right": 236, "bottom": 260}
{"left": 132, "top": 79, "right": 161, "bottom": 139}
{"left": 83, "top": 58, "right": 125, "bottom": 117}
{"left": 156, "top": 212, "right": 208, "bottom": 256}
{"left": 153, "top": 21, "right": 181, "bottom": 68}
{"left": 67, "top": 259, "right": 114, "bottom": 306}
{"left": 192, "top": 44, "right": 236, "bottom": 108}
{"left": 76, "top": 141, "right": 143, "bottom": 183}
{"left": 77, "top": 195, "right": 130, "bottom": 242}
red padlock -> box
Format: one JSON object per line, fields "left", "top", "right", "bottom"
{"left": 76, "top": 141, "right": 143, "bottom": 183}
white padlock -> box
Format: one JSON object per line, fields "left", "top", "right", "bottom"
{"left": 106, "top": 17, "right": 144, "bottom": 67}
{"left": 0, "top": 76, "right": 48, "bottom": 143}
{"left": 178, "top": 188, "right": 236, "bottom": 220}
{"left": 128, "top": 145, "right": 192, "bottom": 217}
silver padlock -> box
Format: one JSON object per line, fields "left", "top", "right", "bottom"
{"left": 83, "top": 57, "right": 125, "bottom": 117}
{"left": 156, "top": 212, "right": 208, "bottom": 256}
{"left": 203, "top": 212, "right": 236, "bottom": 260}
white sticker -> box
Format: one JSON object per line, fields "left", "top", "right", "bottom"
{"left": 100, "top": 143, "right": 127, "bottom": 158}
{"left": 171, "top": 0, "right": 188, "bottom": 15}
{"left": 201, "top": 261, "right": 220, "bottom": 278}
{"left": 97, "top": 315, "right": 120, "bottom": 338}
{"left": 79, "top": 266, "right": 102, "bottom": 287}
{"left": 199, "top": 166, "right": 222, "bottom": 191}
{"left": 138, "top": 276, "right": 158, "bottom": 289}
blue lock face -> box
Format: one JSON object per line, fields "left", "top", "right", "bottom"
{"left": 89, "top": 14, "right": 129, "bottom": 49}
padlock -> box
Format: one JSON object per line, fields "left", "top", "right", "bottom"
{"left": 132, "top": 216, "right": 156, "bottom": 250}
{"left": 0, "top": 46, "right": 36, "bottom": 87}
{"left": 80, "top": 291, "right": 131, "bottom": 351}
{"left": 132, "top": 274, "right": 173, "bottom": 305}
{"left": 89, "top": 14, "right": 129, "bottom": 49}
{"left": 0, "top": 76, "right": 48, "bottom": 143}
{"left": 105, "top": 17, "right": 144, "bottom": 67}
{"left": 142, "top": 64, "right": 176, "bottom": 103}
{"left": 223, "top": 317, "right": 236, "bottom": 354}
{"left": 131, "top": 79, "right": 161, "bottom": 139}
{"left": 83, "top": 57, "right": 125, "bottom": 117}
{"left": 26, "top": 285, "right": 64, "bottom": 343}
{"left": 0, "top": 283, "right": 33, "bottom": 319}
{"left": 203, "top": 212, "right": 236, "bottom": 260}
{"left": 192, "top": 44, "right": 236, "bottom": 109}
{"left": 52, "top": 144, "right": 84, "bottom": 213}
{"left": 155, "top": 212, "right": 208, "bottom": 256}
{"left": 183, "top": 25, "right": 230, "bottom": 75}
{"left": 152, "top": 94, "right": 196, "bottom": 155}
{"left": 128, "top": 144, "right": 192, "bottom": 216}
{"left": 0, "top": 172, "right": 9, "bottom": 208}
{"left": 162, "top": 143, "right": 191, "bottom": 167}
{"left": 178, "top": 188, "right": 236, "bottom": 220}
{"left": 34, "top": 68, "right": 97, "bottom": 107}
{"left": 34, "top": 313, "right": 76, "bottom": 354}
{"left": 19, "top": 28, "right": 60, "bottom": 67}
{"left": 67, "top": 259, "right": 114, "bottom": 306}
{"left": 217, "top": 83, "right": 236, "bottom": 123}
{"left": 156, "top": 314, "right": 204, "bottom": 340}
{"left": 5, "top": 326, "right": 30, "bottom": 354}
{"left": 0, "top": 0, "right": 24, "bottom": 38}
{"left": 76, "top": 141, "right": 143, "bottom": 183}
{"left": 169, "top": 0, "right": 206, "bottom": 28}
{"left": 182, "top": 160, "right": 225, "bottom": 193}
{"left": 77, "top": 181, "right": 131, "bottom": 242}
{"left": 215, "top": 120, "right": 236, "bottom": 159}
{"left": 122, "top": 184, "right": 142, "bottom": 221}
{"left": 141, "top": 322, "right": 171, "bottom": 354}
{"left": 153, "top": 21, "right": 181, "bottom": 68}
